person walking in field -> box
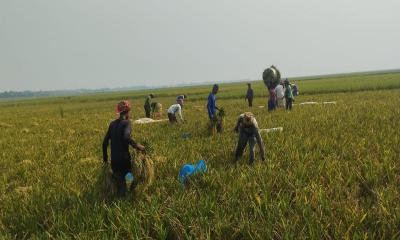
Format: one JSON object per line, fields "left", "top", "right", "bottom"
{"left": 245, "top": 83, "right": 254, "bottom": 107}
{"left": 144, "top": 94, "right": 155, "bottom": 118}
{"left": 207, "top": 84, "right": 222, "bottom": 134}
{"left": 234, "top": 112, "right": 266, "bottom": 165}
{"left": 275, "top": 82, "right": 285, "bottom": 108}
{"left": 284, "top": 79, "right": 294, "bottom": 110}
{"left": 102, "top": 100, "right": 145, "bottom": 197}
{"left": 167, "top": 99, "right": 184, "bottom": 123}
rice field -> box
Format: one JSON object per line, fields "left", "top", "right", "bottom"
{"left": 0, "top": 73, "right": 400, "bottom": 239}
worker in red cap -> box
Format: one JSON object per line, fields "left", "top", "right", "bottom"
{"left": 102, "top": 100, "right": 145, "bottom": 197}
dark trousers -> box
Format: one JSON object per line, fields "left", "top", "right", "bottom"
{"left": 248, "top": 98, "right": 253, "bottom": 107}
{"left": 268, "top": 99, "right": 276, "bottom": 111}
{"left": 168, "top": 113, "right": 177, "bottom": 123}
{"left": 111, "top": 159, "right": 136, "bottom": 197}
{"left": 112, "top": 170, "right": 128, "bottom": 197}
{"left": 286, "top": 98, "right": 293, "bottom": 110}
{"left": 144, "top": 106, "right": 151, "bottom": 118}
{"left": 235, "top": 131, "right": 257, "bottom": 164}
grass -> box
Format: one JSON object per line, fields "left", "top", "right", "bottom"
{"left": 0, "top": 73, "right": 400, "bottom": 239}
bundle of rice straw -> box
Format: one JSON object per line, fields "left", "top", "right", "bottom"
{"left": 262, "top": 65, "right": 281, "bottom": 90}
{"left": 132, "top": 153, "right": 154, "bottom": 192}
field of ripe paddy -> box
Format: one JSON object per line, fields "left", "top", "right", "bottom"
{"left": 1, "top": 73, "right": 400, "bottom": 239}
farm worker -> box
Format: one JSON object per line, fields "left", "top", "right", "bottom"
{"left": 292, "top": 83, "right": 299, "bottom": 96}
{"left": 102, "top": 100, "right": 145, "bottom": 197}
{"left": 275, "top": 82, "right": 285, "bottom": 108}
{"left": 268, "top": 88, "right": 277, "bottom": 111}
{"left": 167, "top": 99, "right": 184, "bottom": 123}
{"left": 234, "top": 112, "right": 266, "bottom": 165}
{"left": 245, "top": 83, "right": 254, "bottom": 107}
{"left": 176, "top": 94, "right": 187, "bottom": 101}
{"left": 284, "top": 79, "right": 294, "bottom": 110}
{"left": 207, "top": 84, "right": 219, "bottom": 120}
{"left": 144, "top": 94, "right": 155, "bottom": 118}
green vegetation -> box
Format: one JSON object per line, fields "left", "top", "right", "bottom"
{"left": 0, "top": 73, "right": 399, "bottom": 239}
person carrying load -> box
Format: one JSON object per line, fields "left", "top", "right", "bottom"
{"left": 167, "top": 98, "right": 184, "bottom": 123}
{"left": 234, "top": 112, "right": 266, "bottom": 165}
{"left": 102, "top": 100, "right": 145, "bottom": 197}
{"left": 144, "top": 94, "right": 155, "bottom": 118}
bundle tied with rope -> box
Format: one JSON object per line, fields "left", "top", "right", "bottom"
{"left": 262, "top": 65, "right": 281, "bottom": 90}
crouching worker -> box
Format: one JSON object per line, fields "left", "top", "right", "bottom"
{"left": 234, "top": 112, "right": 266, "bottom": 165}
{"left": 102, "top": 100, "right": 145, "bottom": 197}
{"left": 167, "top": 99, "right": 184, "bottom": 123}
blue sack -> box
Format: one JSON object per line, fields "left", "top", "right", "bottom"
{"left": 125, "top": 172, "right": 134, "bottom": 184}
{"left": 179, "top": 160, "right": 207, "bottom": 184}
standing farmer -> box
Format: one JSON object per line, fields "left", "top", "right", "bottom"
{"left": 234, "top": 112, "right": 266, "bottom": 165}
{"left": 284, "top": 79, "right": 294, "bottom": 110}
{"left": 144, "top": 94, "right": 155, "bottom": 118}
{"left": 167, "top": 99, "right": 184, "bottom": 123}
{"left": 207, "top": 84, "right": 221, "bottom": 134}
{"left": 102, "top": 101, "right": 145, "bottom": 197}
{"left": 275, "top": 82, "right": 285, "bottom": 108}
{"left": 245, "top": 83, "right": 254, "bottom": 107}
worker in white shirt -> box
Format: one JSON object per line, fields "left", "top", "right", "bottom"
{"left": 167, "top": 99, "right": 184, "bottom": 123}
{"left": 275, "top": 81, "right": 285, "bottom": 108}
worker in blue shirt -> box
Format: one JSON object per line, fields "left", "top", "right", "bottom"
{"left": 207, "top": 84, "right": 222, "bottom": 134}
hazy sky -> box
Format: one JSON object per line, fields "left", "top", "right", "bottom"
{"left": 1, "top": 0, "right": 399, "bottom": 91}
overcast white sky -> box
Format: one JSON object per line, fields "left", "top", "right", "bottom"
{"left": 1, "top": 0, "right": 399, "bottom": 91}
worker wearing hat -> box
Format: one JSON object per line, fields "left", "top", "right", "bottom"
{"left": 234, "top": 112, "right": 266, "bottom": 164}
{"left": 103, "top": 100, "right": 145, "bottom": 197}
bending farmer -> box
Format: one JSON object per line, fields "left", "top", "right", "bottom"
{"left": 167, "top": 98, "right": 184, "bottom": 123}
{"left": 234, "top": 112, "right": 266, "bottom": 165}
{"left": 103, "top": 100, "right": 145, "bottom": 197}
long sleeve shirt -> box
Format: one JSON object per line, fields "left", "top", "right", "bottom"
{"left": 167, "top": 104, "right": 183, "bottom": 121}
{"left": 102, "top": 119, "right": 137, "bottom": 171}
{"left": 207, "top": 93, "right": 217, "bottom": 119}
